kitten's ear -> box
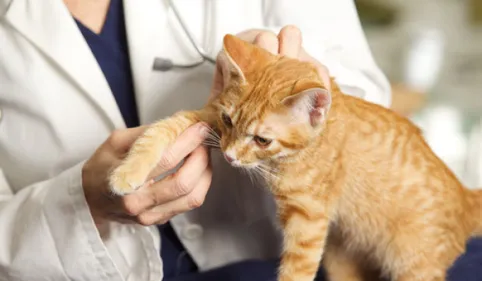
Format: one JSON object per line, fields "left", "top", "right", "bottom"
{"left": 282, "top": 85, "right": 332, "bottom": 128}
{"left": 219, "top": 34, "right": 275, "bottom": 83}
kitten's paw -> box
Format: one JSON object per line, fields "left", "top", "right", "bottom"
{"left": 109, "top": 164, "right": 148, "bottom": 196}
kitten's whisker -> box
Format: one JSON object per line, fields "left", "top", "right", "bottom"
{"left": 253, "top": 167, "right": 269, "bottom": 182}
{"left": 205, "top": 137, "right": 220, "bottom": 146}
{"left": 255, "top": 165, "right": 280, "bottom": 182}
{"left": 202, "top": 136, "right": 220, "bottom": 145}
{"left": 205, "top": 134, "right": 220, "bottom": 142}
{"left": 240, "top": 167, "right": 256, "bottom": 187}
{"left": 258, "top": 165, "right": 278, "bottom": 174}
{"left": 202, "top": 144, "right": 220, "bottom": 148}
{"left": 205, "top": 127, "right": 221, "bottom": 140}
{"left": 201, "top": 141, "right": 221, "bottom": 148}
{"left": 255, "top": 171, "right": 272, "bottom": 185}
{"left": 253, "top": 169, "right": 268, "bottom": 186}
{"left": 206, "top": 132, "right": 220, "bottom": 141}
{"left": 256, "top": 164, "right": 279, "bottom": 176}
{"left": 246, "top": 168, "right": 256, "bottom": 186}
{"left": 202, "top": 138, "right": 218, "bottom": 143}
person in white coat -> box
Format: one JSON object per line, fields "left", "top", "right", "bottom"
{"left": 0, "top": 0, "right": 393, "bottom": 280}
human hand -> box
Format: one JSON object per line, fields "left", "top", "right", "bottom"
{"left": 210, "top": 26, "right": 331, "bottom": 99}
{"left": 82, "top": 123, "right": 212, "bottom": 228}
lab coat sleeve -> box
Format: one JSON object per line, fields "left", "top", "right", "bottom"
{"left": 261, "top": 0, "right": 392, "bottom": 107}
{"left": 0, "top": 162, "right": 163, "bottom": 281}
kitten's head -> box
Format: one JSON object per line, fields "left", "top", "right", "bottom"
{"left": 213, "top": 34, "right": 332, "bottom": 168}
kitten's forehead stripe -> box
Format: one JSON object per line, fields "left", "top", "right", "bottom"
{"left": 247, "top": 123, "right": 258, "bottom": 136}
{"left": 234, "top": 61, "right": 308, "bottom": 131}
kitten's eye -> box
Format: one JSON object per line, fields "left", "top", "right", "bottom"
{"left": 222, "top": 113, "right": 232, "bottom": 127}
{"left": 254, "top": 136, "right": 272, "bottom": 147}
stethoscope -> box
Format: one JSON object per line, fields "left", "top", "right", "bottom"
{"left": 152, "top": 0, "right": 217, "bottom": 71}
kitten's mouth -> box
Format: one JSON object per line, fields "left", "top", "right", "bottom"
{"left": 223, "top": 153, "right": 241, "bottom": 167}
{"left": 225, "top": 159, "right": 259, "bottom": 170}
{"left": 229, "top": 162, "right": 242, "bottom": 167}
{"left": 222, "top": 153, "right": 255, "bottom": 168}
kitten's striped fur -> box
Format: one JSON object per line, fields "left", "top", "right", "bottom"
{"left": 110, "top": 34, "right": 482, "bottom": 281}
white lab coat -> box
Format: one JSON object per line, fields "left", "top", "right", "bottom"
{"left": 0, "top": 0, "right": 391, "bottom": 280}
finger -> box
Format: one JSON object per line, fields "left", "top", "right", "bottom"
{"left": 156, "top": 122, "right": 208, "bottom": 172}
{"left": 136, "top": 168, "right": 212, "bottom": 226}
{"left": 299, "top": 49, "right": 331, "bottom": 90}
{"left": 317, "top": 64, "right": 331, "bottom": 90}
{"left": 253, "top": 31, "right": 279, "bottom": 55}
{"left": 152, "top": 145, "right": 209, "bottom": 201}
{"left": 108, "top": 125, "right": 149, "bottom": 153}
{"left": 121, "top": 145, "right": 210, "bottom": 215}
{"left": 278, "top": 25, "right": 302, "bottom": 58}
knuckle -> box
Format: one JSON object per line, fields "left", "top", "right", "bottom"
{"left": 254, "top": 31, "right": 277, "bottom": 44}
{"left": 108, "top": 130, "right": 123, "bottom": 145}
{"left": 188, "top": 194, "right": 205, "bottom": 209}
{"left": 148, "top": 191, "right": 162, "bottom": 206}
{"left": 156, "top": 218, "right": 170, "bottom": 225}
{"left": 136, "top": 214, "right": 153, "bottom": 226}
{"left": 158, "top": 149, "right": 176, "bottom": 170}
{"left": 121, "top": 196, "right": 142, "bottom": 216}
{"left": 137, "top": 211, "right": 175, "bottom": 226}
{"left": 174, "top": 175, "right": 191, "bottom": 196}
{"left": 164, "top": 210, "right": 178, "bottom": 220}
{"left": 281, "top": 25, "right": 301, "bottom": 37}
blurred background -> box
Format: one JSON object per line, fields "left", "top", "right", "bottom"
{"left": 355, "top": 0, "right": 482, "bottom": 189}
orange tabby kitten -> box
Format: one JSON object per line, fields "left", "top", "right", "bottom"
{"left": 109, "top": 34, "right": 482, "bottom": 281}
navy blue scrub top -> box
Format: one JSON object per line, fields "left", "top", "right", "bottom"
{"left": 73, "top": 0, "right": 198, "bottom": 278}
{"left": 74, "top": 0, "right": 139, "bottom": 128}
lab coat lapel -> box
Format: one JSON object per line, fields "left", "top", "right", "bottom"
{"left": 123, "top": 0, "right": 167, "bottom": 124}
{"left": 4, "top": 0, "right": 126, "bottom": 129}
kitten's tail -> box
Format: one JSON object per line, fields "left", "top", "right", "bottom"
{"left": 468, "top": 188, "right": 482, "bottom": 236}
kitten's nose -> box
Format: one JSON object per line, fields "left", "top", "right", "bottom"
{"left": 224, "top": 153, "right": 235, "bottom": 163}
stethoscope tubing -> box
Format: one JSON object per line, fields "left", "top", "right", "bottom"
{"left": 152, "top": 0, "right": 216, "bottom": 71}
{"left": 168, "top": 0, "right": 216, "bottom": 64}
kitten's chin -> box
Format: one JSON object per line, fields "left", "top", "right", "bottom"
{"left": 227, "top": 161, "right": 258, "bottom": 169}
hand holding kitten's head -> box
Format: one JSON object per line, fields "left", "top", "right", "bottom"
{"left": 213, "top": 34, "right": 332, "bottom": 168}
